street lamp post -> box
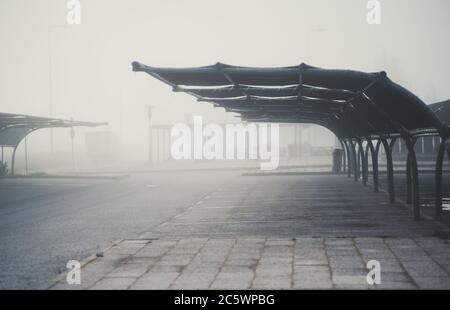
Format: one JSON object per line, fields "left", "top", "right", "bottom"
{"left": 47, "top": 0, "right": 69, "bottom": 153}
{"left": 146, "top": 106, "right": 154, "bottom": 165}
{"left": 70, "top": 117, "right": 75, "bottom": 170}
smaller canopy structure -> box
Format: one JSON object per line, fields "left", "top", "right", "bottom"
{"left": 0, "top": 112, "right": 106, "bottom": 174}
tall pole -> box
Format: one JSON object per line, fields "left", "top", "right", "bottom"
{"left": 47, "top": 0, "right": 68, "bottom": 153}
{"left": 24, "top": 136, "right": 28, "bottom": 175}
{"left": 48, "top": 27, "right": 54, "bottom": 153}
{"left": 146, "top": 106, "right": 153, "bottom": 165}
{"left": 70, "top": 119, "right": 75, "bottom": 170}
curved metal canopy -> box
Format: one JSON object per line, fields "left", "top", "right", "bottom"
{"left": 132, "top": 61, "right": 448, "bottom": 139}
{"left": 0, "top": 112, "right": 106, "bottom": 147}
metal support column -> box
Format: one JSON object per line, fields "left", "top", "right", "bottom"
{"left": 358, "top": 139, "right": 367, "bottom": 186}
{"left": 11, "top": 144, "right": 18, "bottom": 176}
{"left": 435, "top": 137, "right": 448, "bottom": 220}
{"left": 367, "top": 139, "right": 380, "bottom": 192}
{"left": 350, "top": 141, "right": 359, "bottom": 181}
{"left": 406, "top": 154, "right": 412, "bottom": 204}
{"left": 344, "top": 140, "right": 352, "bottom": 178}
{"left": 403, "top": 135, "right": 420, "bottom": 220}
{"left": 381, "top": 137, "right": 396, "bottom": 203}
{"left": 338, "top": 138, "right": 346, "bottom": 173}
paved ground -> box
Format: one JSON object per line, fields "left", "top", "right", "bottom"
{"left": 378, "top": 172, "right": 450, "bottom": 220}
{"left": 49, "top": 236, "right": 450, "bottom": 290}
{"left": 49, "top": 174, "right": 450, "bottom": 290}
{"left": 0, "top": 171, "right": 237, "bottom": 289}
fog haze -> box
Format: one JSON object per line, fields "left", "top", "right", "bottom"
{"left": 1, "top": 0, "right": 449, "bottom": 171}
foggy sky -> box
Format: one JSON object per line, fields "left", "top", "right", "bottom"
{"left": 1, "top": 0, "right": 449, "bottom": 164}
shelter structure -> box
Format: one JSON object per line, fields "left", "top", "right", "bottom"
{"left": 0, "top": 112, "right": 106, "bottom": 175}
{"left": 132, "top": 61, "right": 450, "bottom": 221}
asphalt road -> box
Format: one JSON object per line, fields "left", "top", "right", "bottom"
{"left": 0, "top": 171, "right": 238, "bottom": 289}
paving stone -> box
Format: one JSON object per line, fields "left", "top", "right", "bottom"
{"left": 295, "top": 237, "right": 324, "bottom": 246}
{"left": 402, "top": 261, "right": 449, "bottom": 278}
{"left": 176, "top": 237, "right": 209, "bottom": 245}
{"left": 390, "top": 249, "right": 431, "bottom": 262}
{"left": 325, "top": 238, "right": 354, "bottom": 246}
{"left": 293, "top": 279, "right": 333, "bottom": 289}
{"left": 294, "top": 265, "right": 330, "bottom": 275}
{"left": 332, "top": 275, "right": 368, "bottom": 286}
{"left": 260, "top": 251, "right": 293, "bottom": 259}
{"left": 185, "top": 261, "right": 222, "bottom": 271}
{"left": 156, "top": 254, "right": 194, "bottom": 266}
{"left": 258, "top": 257, "right": 292, "bottom": 266}
{"left": 134, "top": 244, "right": 174, "bottom": 258}
{"left": 150, "top": 265, "right": 184, "bottom": 273}
{"left": 385, "top": 238, "right": 417, "bottom": 246}
{"left": 168, "top": 247, "right": 203, "bottom": 255}
{"left": 414, "top": 277, "right": 450, "bottom": 289}
{"left": 376, "top": 281, "right": 416, "bottom": 290}
{"left": 329, "top": 258, "right": 365, "bottom": 269}
{"left": 122, "top": 257, "right": 157, "bottom": 265}
{"left": 121, "top": 239, "right": 152, "bottom": 244}
{"left": 90, "top": 277, "right": 136, "bottom": 290}
{"left": 379, "top": 272, "right": 411, "bottom": 282}
{"left": 252, "top": 276, "right": 291, "bottom": 289}
{"left": 171, "top": 272, "right": 217, "bottom": 289}
{"left": 236, "top": 238, "right": 266, "bottom": 244}
{"left": 294, "top": 275, "right": 331, "bottom": 286}
{"left": 228, "top": 253, "right": 260, "bottom": 260}
{"left": 265, "top": 239, "right": 295, "bottom": 246}
{"left": 210, "top": 267, "right": 254, "bottom": 289}
{"left": 326, "top": 249, "right": 359, "bottom": 257}
{"left": 333, "top": 283, "right": 372, "bottom": 290}
{"left": 354, "top": 237, "right": 386, "bottom": 245}
{"left": 49, "top": 281, "right": 83, "bottom": 290}
{"left": 427, "top": 254, "right": 450, "bottom": 266}
{"left": 195, "top": 253, "right": 230, "bottom": 263}
{"left": 233, "top": 243, "right": 264, "bottom": 250}
{"left": 294, "top": 258, "right": 328, "bottom": 266}
{"left": 106, "top": 243, "right": 147, "bottom": 256}
{"left": 210, "top": 281, "right": 250, "bottom": 289}
{"left": 442, "top": 264, "right": 450, "bottom": 273}
{"left": 130, "top": 272, "right": 179, "bottom": 290}
{"left": 106, "top": 263, "right": 149, "bottom": 278}
{"left": 78, "top": 258, "right": 123, "bottom": 288}
{"left": 358, "top": 249, "right": 396, "bottom": 260}
{"left": 295, "top": 247, "right": 326, "bottom": 254}
{"left": 225, "top": 258, "right": 258, "bottom": 267}
{"left": 256, "top": 266, "right": 292, "bottom": 277}
{"left": 182, "top": 265, "right": 221, "bottom": 276}
{"left": 415, "top": 237, "right": 449, "bottom": 248}
{"left": 330, "top": 268, "right": 367, "bottom": 276}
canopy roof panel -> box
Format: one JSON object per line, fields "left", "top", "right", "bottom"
{"left": 132, "top": 61, "right": 447, "bottom": 139}
{"left": 0, "top": 113, "right": 106, "bottom": 147}
{"left": 429, "top": 100, "right": 450, "bottom": 126}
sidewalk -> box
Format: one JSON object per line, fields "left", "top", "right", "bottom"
{"left": 50, "top": 175, "right": 450, "bottom": 290}
{"left": 50, "top": 236, "right": 450, "bottom": 290}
